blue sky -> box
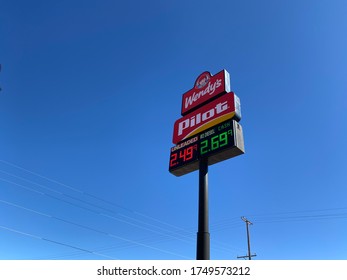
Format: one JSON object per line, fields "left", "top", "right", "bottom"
{"left": 1, "top": 0, "right": 347, "bottom": 260}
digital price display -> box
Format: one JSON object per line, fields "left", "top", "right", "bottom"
{"left": 169, "top": 136, "right": 200, "bottom": 176}
{"left": 200, "top": 123, "right": 234, "bottom": 158}
{"left": 169, "top": 119, "right": 245, "bottom": 176}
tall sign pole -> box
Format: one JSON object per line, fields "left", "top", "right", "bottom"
{"left": 169, "top": 70, "right": 245, "bottom": 259}
{"left": 196, "top": 157, "right": 210, "bottom": 259}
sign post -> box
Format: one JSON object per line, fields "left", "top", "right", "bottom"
{"left": 196, "top": 157, "right": 210, "bottom": 260}
{"left": 169, "top": 70, "right": 244, "bottom": 260}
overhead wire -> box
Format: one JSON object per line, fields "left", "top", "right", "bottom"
{"left": 0, "top": 178, "right": 194, "bottom": 257}
{"left": 14, "top": 160, "right": 343, "bottom": 256}
{"left": 0, "top": 173, "right": 199, "bottom": 249}
{"left": 3, "top": 167, "right": 346, "bottom": 259}
{"left": 0, "top": 159, "right": 196, "bottom": 223}
{"left": 206, "top": 208, "right": 347, "bottom": 231}
{"left": 0, "top": 175, "right": 198, "bottom": 247}
{"left": 0, "top": 177, "right": 203, "bottom": 258}
{"left": 0, "top": 225, "right": 115, "bottom": 259}
{"left": 0, "top": 160, "right": 236, "bottom": 255}
{"left": 0, "top": 198, "right": 191, "bottom": 259}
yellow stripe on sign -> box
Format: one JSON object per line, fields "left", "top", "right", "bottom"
{"left": 183, "top": 112, "right": 235, "bottom": 140}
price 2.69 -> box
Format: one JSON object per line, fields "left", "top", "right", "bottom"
{"left": 200, "top": 129, "right": 233, "bottom": 156}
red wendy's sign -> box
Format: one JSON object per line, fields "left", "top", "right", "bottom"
{"left": 173, "top": 92, "right": 241, "bottom": 144}
{"left": 181, "top": 70, "right": 230, "bottom": 116}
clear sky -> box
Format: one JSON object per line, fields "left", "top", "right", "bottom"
{"left": 1, "top": 0, "right": 347, "bottom": 260}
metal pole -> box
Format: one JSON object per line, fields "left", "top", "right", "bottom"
{"left": 196, "top": 157, "right": 210, "bottom": 260}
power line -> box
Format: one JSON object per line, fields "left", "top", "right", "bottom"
{"left": 4, "top": 169, "right": 346, "bottom": 259}
{"left": 5, "top": 160, "right": 346, "bottom": 260}
{"left": 0, "top": 175, "right": 199, "bottom": 247}
{"left": 0, "top": 198, "right": 191, "bottom": 259}
{"left": 0, "top": 178, "right": 237, "bottom": 258}
{"left": 0, "top": 178, "right": 198, "bottom": 257}
{"left": 0, "top": 161, "right": 236, "bottom": 256}
{"left": 0, "top": 160, "right": 196, "bottom": 232}
{"left": 0, "top": 176, "right": 234, "bottom": 257}
{"left": 0, "top": 225, "right": 115, "bottom": 259}
{"left": 202, "top": 208, "right": 347, "bottom": 230}
{"left": 0, "top": 160, "right": 139, "bottom": 213}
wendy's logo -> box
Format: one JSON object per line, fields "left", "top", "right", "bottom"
{"left": 195, "top": 72, "right": 211, "bottom": 89}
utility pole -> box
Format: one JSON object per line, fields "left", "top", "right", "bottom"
{"left": 237, "top": 216, "right": 256, "bottom": 260}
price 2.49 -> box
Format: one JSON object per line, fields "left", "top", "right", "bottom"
{"left": 170, "top": 144, "right": 198, "bottom": 167}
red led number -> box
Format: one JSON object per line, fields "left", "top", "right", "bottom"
{"left": 170, "top": 144, "right": 197, "bottom": 169}
{"left": 179, "top": 149, "right": 187, "bottom": 161}
{"left": 179, "top": 146, "right": 195, "bottom": 162}
{"left": 186, "top": 144, "right": 197, "bottom": 161}
{"left": 170, "top": 153, "right": 178, "bottom": 167}
{"left": 186, "top": 147, "right": 193, "bottom": 161}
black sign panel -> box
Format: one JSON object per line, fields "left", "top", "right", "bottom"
{"left": 169, "top": 119, "right": 244, "bottom": 176}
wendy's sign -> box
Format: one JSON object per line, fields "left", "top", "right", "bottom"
{"left": 181, "top": 70, "right": 230, "bottom": 116}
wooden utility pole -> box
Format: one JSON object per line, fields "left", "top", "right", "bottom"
{"left": 237, "top": 216, "right": 256, "bottom": 260}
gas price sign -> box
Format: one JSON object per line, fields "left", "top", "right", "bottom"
{"left": 169, "top": 119, "right": 244, "bottom": 176}
{"left": 169, "top": 136, "right": 200, "bottom": 176}
{"left": 200, "top": 123, "right": 234, "bottom": 158}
